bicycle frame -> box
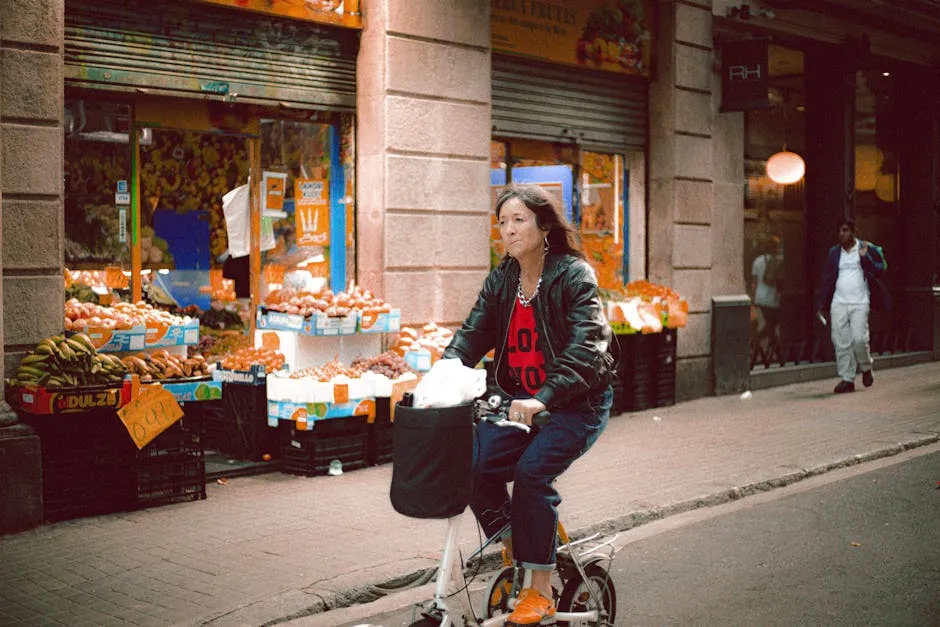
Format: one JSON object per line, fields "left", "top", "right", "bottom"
{"left": 416, "top": 514, "right": 610, "bottom": 627}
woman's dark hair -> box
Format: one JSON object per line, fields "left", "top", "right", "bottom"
{"left": 840, "top": 218, "right": 856, "bottom": 231}
{"left": 495, "top": 184, "right": 583, "bottom": 258}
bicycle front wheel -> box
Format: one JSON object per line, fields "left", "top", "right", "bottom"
{"left": 557, "top": 563, "right": 617, "bottom": 627}
{"left": 480, "top": 566, "right": 515, "bottom": 619}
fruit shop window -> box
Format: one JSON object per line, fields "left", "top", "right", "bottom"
{"left": 259, "top": 115, "right": 353, "bottom": 297}
{"left": 489, "top": 139, "right": 577, "bottom": 268}
{"left": 65, "top": 99, "right": 134, "bottom": 290}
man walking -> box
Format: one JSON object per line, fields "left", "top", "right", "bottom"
{"left": 815, "top": 219, "right": 888, "bottom": 394}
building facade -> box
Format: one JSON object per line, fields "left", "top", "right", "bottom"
{"left": 2, "top": 0, "right": 939, "bottom": 416}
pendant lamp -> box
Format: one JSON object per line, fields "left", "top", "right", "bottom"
{"left": 766, "top": 91, "right": 804, "bottom": 185}
{"left": 766, "top": 150, "right": 805, "bottom": 184}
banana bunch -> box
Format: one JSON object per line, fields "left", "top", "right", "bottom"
{"left": 8, "top": 333, "right": 128, "bottom": 389}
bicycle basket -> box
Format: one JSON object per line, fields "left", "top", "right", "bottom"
{"left": 390, "top": 401, "right": 474, "bottom": 519}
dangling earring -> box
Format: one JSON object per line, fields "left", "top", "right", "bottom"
{"left": 543, "top": 235, "right": 550, "bottom": 254}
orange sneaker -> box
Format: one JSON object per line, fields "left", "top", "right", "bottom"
{"left": 506, "top": 588, "right": 556, "bottom": 626}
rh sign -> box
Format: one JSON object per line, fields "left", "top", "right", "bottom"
{"left": 720, "top": 39, "right": 772, "bottom": 112}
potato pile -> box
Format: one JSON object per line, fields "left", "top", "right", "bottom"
{"left": 264, "top": 285, "right": 393, "bottom": 318}
{"left": 65, "top": 299, "right": 191, "bottom": 332}
{"left": 121, "top": 350, "right": 210, "bottom": 383}
{"left": 220, "top": 347, "right": 285, "bottom": 374}
{"left": 288, "top": 359, "right": 359, "bottom": 381}
{"left": 390, "top": 323, "right": 453, "bottom": 360}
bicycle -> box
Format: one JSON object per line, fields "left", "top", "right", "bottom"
{"left": 403, "top": 393, "right": 618, "bottom": 627}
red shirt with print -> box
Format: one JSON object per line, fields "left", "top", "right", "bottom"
{"left": 506, "top": 298, "right": 546, "bottom": 395}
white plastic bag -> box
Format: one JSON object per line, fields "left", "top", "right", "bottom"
{"left": 222, "top": 185, "right": 250, "bottom": 258}
{"left": 222, "top": 184, "right": 275, "bottom": 257}
{"left": 413, "top": 358, "right": 487, "bottom": 409}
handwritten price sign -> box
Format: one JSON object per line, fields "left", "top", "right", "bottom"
{"left": 117, "top": 385, "right": 185, "bottom": 449}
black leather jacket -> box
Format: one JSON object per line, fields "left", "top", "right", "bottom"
{"left": 443, "top": 252, "right": 615, "bottom": 410}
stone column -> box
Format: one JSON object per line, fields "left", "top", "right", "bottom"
{"left": 356, "top": 0, "right": 492, "bottom": 327}
{"left": 649, "top": 1, "right": 744, "bottom": 399}
{"left": 1, "top": 0, "right": 66, "bottom": 389}
{"left": 0, "top": 0, "right": 62, "bottom": 532}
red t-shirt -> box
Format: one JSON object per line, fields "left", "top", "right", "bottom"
{"left": 507, "top": 298, "right": 546, "bottom": 395}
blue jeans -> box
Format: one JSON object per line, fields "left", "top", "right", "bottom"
{"left": 470, "top": 386, "right": 612, "bottom": 570}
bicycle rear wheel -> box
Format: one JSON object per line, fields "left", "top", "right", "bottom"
{"left": 556, "top": 563, "right": 617, "bottom": 626}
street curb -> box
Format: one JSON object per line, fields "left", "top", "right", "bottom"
{"left": 257, "top": 433, "right": 939, "bottom": 626}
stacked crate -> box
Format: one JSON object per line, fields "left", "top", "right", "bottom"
{"left": 613, "top": 329, "right": 677, "bottom": 413}
{"left": 278, "top": 415, "right": 368, "bottom": 477}
{"left": 366, "top": 397, "right": 394, "bottom": 466}
{"left": 135, "top": 407, "right": 206, "bottom": 508}
{"left": 24, "top": 407, "right": 207, "bottom": 522}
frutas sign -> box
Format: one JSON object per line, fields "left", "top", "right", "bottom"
{"left": 492, "top": 0, "right": 654, "bottom": 77}
{"left": 189, "top": 0, "right": 362, "bottom": 29}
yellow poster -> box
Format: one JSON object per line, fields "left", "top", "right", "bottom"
{"left": 295, "top": 178, "right": 330, "bottom": 248}
{"left": 492, "top": 0, "right": 654, "bottom": 76}
{"left": 190, "top": 0, "right": 362, "bottom": 29}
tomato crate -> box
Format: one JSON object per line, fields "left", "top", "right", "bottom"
{"left": 278, "top": 416, "right": 368, "bottom": 477}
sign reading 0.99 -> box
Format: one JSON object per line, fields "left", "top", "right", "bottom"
{"left": 117, "top": 385, "right": 185, "bottom": 450}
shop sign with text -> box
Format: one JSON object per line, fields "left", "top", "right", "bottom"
{"left": 295, "top": 178, "right": 330, "bottom": 248}
{"left": 189, "top": 0, "right": 361, "bottom": 29}
{"left": 492, "top": 0, "right": 654, "bottom": 77}
{"left": 720, "top": 39, "right": 772, "bottom": 112}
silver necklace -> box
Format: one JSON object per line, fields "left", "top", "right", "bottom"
{"left": 517, "top": 275, "right": 542, "bottom": 307}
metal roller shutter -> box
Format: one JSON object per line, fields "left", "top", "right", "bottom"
{"left": 492, "top": 54, "right": 648, "bottom": 152}
{"left": 65, "top": 0, "right": 358, "bottom": 110}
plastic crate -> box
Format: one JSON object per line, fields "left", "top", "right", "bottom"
{"left": 136, "top": 456, "right": 206, "bottom": 508}
{"left": 24, "top": 406, "right": 208, "bottom": 521}
{"left": 613, "top": 330, "right": 677, "bottom": 413}
{"left": 23, "top": 410, "right": 137, "bottom": 521}
{"left": 135, "top": 404, "right": 207, "bottom": 508}
{"left": 278, "top": 416, "right": 368, "bottom": 477}
{"left": 366, "top": 398, "right": 393, "bottom": 466}
{"left": 219, "top": 382, "right": 279, "bottom": 461}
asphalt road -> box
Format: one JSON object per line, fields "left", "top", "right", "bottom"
{"left": 615, "top": 449, "right": 940, "bottom": 626}
{"left": 297, "top": 445, "right": 940, "bottom": 627}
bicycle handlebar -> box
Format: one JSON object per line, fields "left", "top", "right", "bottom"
{"left": 475, "top": 394, "right": 550, "bottom": 432}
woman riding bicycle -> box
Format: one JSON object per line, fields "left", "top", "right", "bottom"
{"left": 443, "top": 184, "right": 615, "bottom": 626}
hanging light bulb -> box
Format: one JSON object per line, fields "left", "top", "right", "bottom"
{"left": 766, "top": 151, "right": 805, "bottom": 185}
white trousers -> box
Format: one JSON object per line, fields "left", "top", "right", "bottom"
{"left": 830, "top": 302, "right": 873, "bottom": 382}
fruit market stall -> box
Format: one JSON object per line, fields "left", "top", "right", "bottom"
{"left": 5, "top": 331, "right": 211, "bottom": 522}
{"left": 266, "top": 352, "right": 417, "bottom": 476}
{"left": 603, "top": 280, "right": 688, "bottom": 413}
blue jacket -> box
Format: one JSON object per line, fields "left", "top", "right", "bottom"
{"left": 816, "top": 240, "right": 890, "bottom": 312}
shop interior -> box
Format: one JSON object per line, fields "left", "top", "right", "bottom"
{"left": 63, "top": 95, "right": 359, "bottom": 476}
{"left": 745, "top": 43, "right": 901, "bottom": 369}
{"left": 489, "top": 138, "right": 646, "bottom": 294}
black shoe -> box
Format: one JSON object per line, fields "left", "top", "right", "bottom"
{"left": 862, "top": 370, "right": 874, "bottom": 387}
{"left": 834, "top": 380, "right": 855, "bottom": 394}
